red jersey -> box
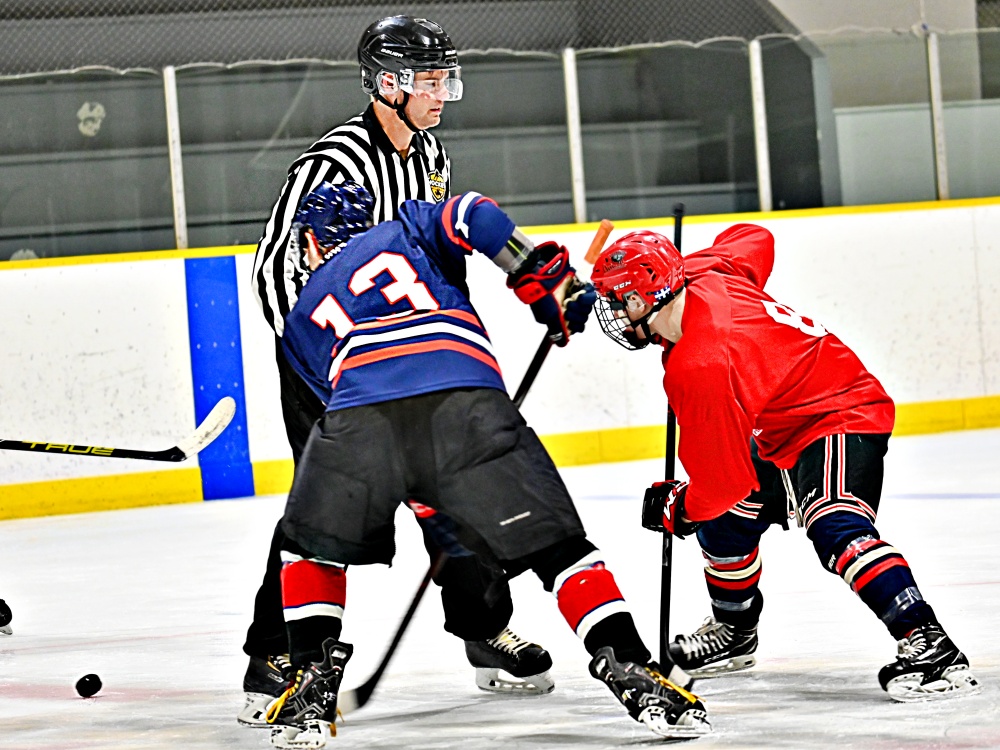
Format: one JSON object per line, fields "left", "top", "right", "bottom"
{"left": 663, "top": 223, "right": 894, "bottom": 521}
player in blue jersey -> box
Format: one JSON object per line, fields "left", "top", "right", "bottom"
{"left": 259, "top": 182, "right": 712, "bottom": 747}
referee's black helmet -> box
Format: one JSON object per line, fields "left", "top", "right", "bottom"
{"left": 358, "top": 15, "right": 459, "bottom": 97}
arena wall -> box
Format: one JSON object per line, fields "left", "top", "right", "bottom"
{"left": 2, "top": 197, "right": 998, "bottom": 519}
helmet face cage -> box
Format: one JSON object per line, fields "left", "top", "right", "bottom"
{"left": 594, "top": 292, "right": 653, "bottom": 350}
{"left": 358, "top": 15, "right": 462, "bottom": 101}
{"left": 294, "top": 182, "right": 374, "bottom": 260}
{"left": 591, "top": 231, "right": 685, "bottom": 350}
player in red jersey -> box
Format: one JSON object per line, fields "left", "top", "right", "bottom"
{"left": 590, "top": 224, "right": 980, "bottom": 702}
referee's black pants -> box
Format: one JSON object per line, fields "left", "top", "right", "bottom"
{"left": 241, "top": 338, "right": 515, "bottom": 659}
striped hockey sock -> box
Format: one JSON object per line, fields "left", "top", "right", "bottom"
{"left": 703, "top": 547, "right": 763, "bottom": 628}
{"left": 553, "top": 551, "right": 650, "bottom": 665}
{"left": 833, "top": 536, "right": 933, "bottom": 638}
{"left": 280, "top": 553, "right": 347, "bottom": 667}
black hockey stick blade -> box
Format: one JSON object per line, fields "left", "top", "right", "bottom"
{"left": 513, "top": 336, "right": 553, "bottom": 408}
{"left": 0, "top": 396, "right": 236, "bottom": 462}
{"left": 337, "top": 551, "right": 448, "bottom": 715}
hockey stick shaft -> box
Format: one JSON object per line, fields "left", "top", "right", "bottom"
{"left": 513, "top": 336, "right": 552, "bottom": 408}
{"left": 0, "top": 396, "right": 236, "bottom": 462}
{"left": 659, "top": 203, "right": 684, "bottom": 665}
{"left": 512, "top": 219, "right": 614, "bottom": 410}
{"left": 337, "top": 550, "right": 448, "bottom": 714}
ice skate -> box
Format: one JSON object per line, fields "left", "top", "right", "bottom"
{"left": 878, "top": 623, "right": 980, "bottom": 702}
{"left": 589, "top": 646, "right": 711, "bottom": 738}
{"left": 238, "top": 653, "right": 294, "bottom": 727}
{"left": 668, "top": 616, "right": 757, "bottom": 678}
{"left": 264, "top": 638, "right": 353, "bottom": 749}
{"left": 0, "top": 599, "right": 11, "bottom": 636}
{"left": 465, "top": 627, "right": 555, "bottom": 694}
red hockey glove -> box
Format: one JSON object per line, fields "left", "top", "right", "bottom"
{"left": 641, "top": 480, "right": 703, "bottom": 539}
{"left": 508, "top": 242, "right": 577, "bottom": 347}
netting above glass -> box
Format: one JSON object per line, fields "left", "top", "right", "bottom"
{"left": 0, "top": 0, "right": 800, "bottom": 77}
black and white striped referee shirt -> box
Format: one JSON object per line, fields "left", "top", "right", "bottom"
{"left": 251, "top": 104, "right": 451, "bottom": 337}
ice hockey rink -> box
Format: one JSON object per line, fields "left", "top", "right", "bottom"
{"left": 1, "top": 427, "right": 998, "bottom": 750}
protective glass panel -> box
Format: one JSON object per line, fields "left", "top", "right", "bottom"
{"left": 810, "top": 30, "right": 936, "bottom": 206}
{"left": 576, "top": 42, "right": 758, "bottom": 221}
{"left": 438, "top": 53, "right": 572, "bottom": 226}
{"left": 174, "top": 63, "right": 368, "bottom": 250}
{"left": 0, "top": 71, "right": 173, "bottom": 260}
{"left": 938, "top": 29, "right": 1000, "bottom": 199}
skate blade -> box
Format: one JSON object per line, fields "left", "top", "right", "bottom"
{"left": 270, "top": 720, "right": 335, "bottom": 749}
{"left": 688, "top": 655, "right": 756, "bottom": 679}
{"left": 237, "top": 694, "right": 275, "bottom": 728}
{"left": 475, "top": 667, "right": 555, "bottom": 695}
{"left": 640, "top": 706, "right": 712, "bottom": 738}
{"left": 0, "top": 625, "right": 11, "bottom": 636}
{"left": 886, "top": 666, "right": 982, "bottom": 703}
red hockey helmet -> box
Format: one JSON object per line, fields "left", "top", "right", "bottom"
{"left": 590, "top": 231, "right": 685, "bottom": 350}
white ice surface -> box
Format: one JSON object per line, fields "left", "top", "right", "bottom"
{"left": 1, "top": 429, "right": 999, "bottom": 749}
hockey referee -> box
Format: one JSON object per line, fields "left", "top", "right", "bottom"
{"left": 242, "top": 15, "right": 553, "bottom": 712}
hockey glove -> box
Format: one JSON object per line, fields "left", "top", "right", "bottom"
{"left": 508, "top": 242, "right": 578, "bottom": 347}
{"left": 641, "top": 480, "right": 703, "bottom": 539}
{"left": 563, "top": 278, "right": 597, "bottom": 335}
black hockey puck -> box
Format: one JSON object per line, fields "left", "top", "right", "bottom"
{"left": 76, "top": 673, "right": 102, "bottom": 698}
{"left": 0, "top": 599, "right": 11, "bottom": 628}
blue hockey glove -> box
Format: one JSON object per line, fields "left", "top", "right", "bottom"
{"left": 563, "top": 279, "right": 597, "bottom": 335}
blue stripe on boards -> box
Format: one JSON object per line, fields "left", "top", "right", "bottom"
{"left": 184, "top": 256, "right": 254, "bottom": 500}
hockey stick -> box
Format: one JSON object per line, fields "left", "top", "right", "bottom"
{"left": 512, "top": 218, "right": 614, "bottom": 410}
{"left": 336, "top": 550, "right": 448, "bottom": 715}
{"left": 659, "top": 203, "right": 684, "bottom": 665}
{"left": 0, "top": 396, "right": 237, "bottom": 462}
{"left": 337, "top": 220, "right": 616, "bottom": 715}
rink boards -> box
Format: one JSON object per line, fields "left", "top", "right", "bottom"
{"left": 1, "top": 197, "right": 999, "bottom": 518}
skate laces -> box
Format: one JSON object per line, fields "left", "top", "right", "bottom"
{"left": 264, "top": 668, "right": 305, "bottom": 725}
{"left": 487, "top": 628, "right": 535, "bottom": 656}
{"left": 643, "top": 664, "right": 699, "bottom": 704}
{"left": 270, "top": 654, "right": 293, "bottom": 678}
{"left": 677, "top": 618, "right": 733, "bottom": 658}
{"left": 895, "top": 628, "right": 930, "bottom": 661}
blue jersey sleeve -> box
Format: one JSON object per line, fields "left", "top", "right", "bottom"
{"left": 399, "top": 193, "right": 515, "bottom": 266}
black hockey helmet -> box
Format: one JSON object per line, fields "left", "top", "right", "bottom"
{"left": 358, "top": 15, "right": 462, "bottom": 101}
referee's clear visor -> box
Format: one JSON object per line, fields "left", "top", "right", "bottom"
{"left": 398, "top": 68, "right": 463, "bottom": 101}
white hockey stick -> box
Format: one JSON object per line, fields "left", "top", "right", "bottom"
{"left": 0, "top": 396, "right": 237, "bottom": 462}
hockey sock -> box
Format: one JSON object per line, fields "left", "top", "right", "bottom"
{"left": 552, "top": 550, "right": 650, "bottom": 665}
{"left": 703, "top": 547, "right": 764, "bottom": 630}
{"left": 831, "top": 536, "right": 935, "bottom": 640}
{"left": 280, "top": 553, "right": 347, "bottom": 667}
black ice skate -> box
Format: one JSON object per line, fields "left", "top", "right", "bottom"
{"left": 878, "top": 623, "right": 980, "bottom": 702}
{"left": 668, "top": 616, "right": 758, "bottom": 678}
{"left": 589, "top": 646, "right": 711, "bottom": 738}
{"left": 264, "top": 638, "right": 353, "bottom": 749}
{"left": 465, "top": 627, "right": 555, "bottom": 694}
{"left": 0, "top": 599, "right": 12, "bottom": 636}
{"left": 238, "top": 653, "right": 294, "bottom": 727}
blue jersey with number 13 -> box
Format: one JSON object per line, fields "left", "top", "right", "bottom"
{"left": 281, "top": 194, "right": 514, "bottom": 411}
